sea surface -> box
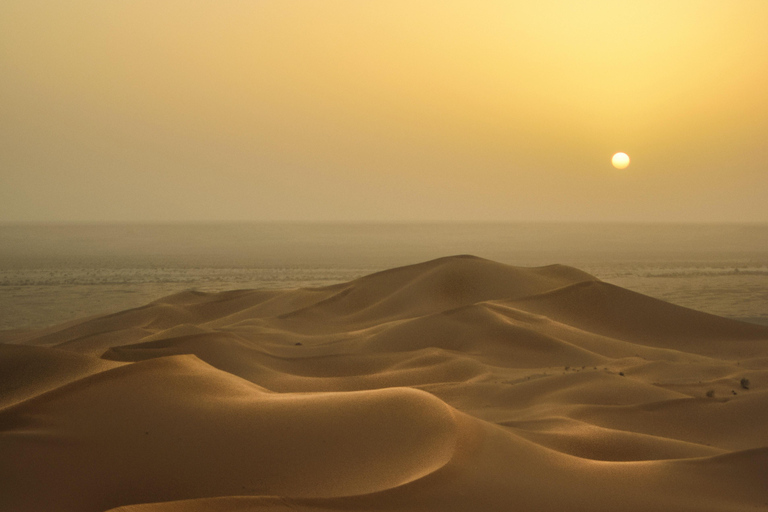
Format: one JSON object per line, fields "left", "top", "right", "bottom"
{"left": 1, "top": 223, "right": 767, "bottom": 331}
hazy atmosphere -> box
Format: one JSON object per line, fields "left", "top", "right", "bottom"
{"left": 2, "top": 0, "right": 767, "bottom": 222}
{"left": 4, "top": 4, "right": 768, "bottom": 512}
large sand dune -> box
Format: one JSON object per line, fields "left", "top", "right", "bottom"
{"left": 1, "top": 255, "right": 767, "bottom": 511}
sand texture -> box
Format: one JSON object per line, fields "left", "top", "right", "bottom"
{"left": 1, "top": 255, "right": 767, "bottom": 512}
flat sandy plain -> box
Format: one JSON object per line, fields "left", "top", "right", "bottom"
{"left": 1, "top": 255, "right": 767, "bottom": 511}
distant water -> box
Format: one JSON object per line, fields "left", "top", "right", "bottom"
{"left": 1, "top": 223, "right": 767, "bottom": 330}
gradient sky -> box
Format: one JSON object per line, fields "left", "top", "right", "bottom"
{"left": 1, "top": 1, "right": 767, "bottom": 222}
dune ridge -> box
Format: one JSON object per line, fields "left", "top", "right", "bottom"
{"left": 1, "top": 255, "right": 767, "bottom": 512}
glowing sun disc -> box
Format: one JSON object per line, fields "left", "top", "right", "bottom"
{"left": 612, "top": 152, "right": 630, "bottom": 169}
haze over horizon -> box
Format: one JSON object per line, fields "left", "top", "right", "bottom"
{"left": 2, "top": 1, "right": 767, "bottom": 223}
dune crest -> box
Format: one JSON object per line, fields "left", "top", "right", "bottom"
{"left": 2, "top": 256, "right": 767, "bottom": 512}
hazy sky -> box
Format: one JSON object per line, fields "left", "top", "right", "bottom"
{"left": 1, "top": 1, "right": 767, "bottom": 222}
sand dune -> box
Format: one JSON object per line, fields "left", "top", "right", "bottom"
{"left": 2, "top": 255, "right": 767, "bottom": 512}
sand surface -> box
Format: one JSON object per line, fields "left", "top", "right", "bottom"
{"left": 1, "top": 255, "right": 767, "bottom": 512}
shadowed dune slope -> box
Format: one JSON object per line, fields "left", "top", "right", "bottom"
{"left": 2, "top": 256, "right": 767, "bottom": 512}
{"left": 509, "top": 280, "right": 768, "bottom": 357}
{"left": 0, "top": 356, "right": 458, "bottom": 511}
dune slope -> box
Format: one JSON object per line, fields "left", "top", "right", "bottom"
{"left": 1, "top": 255, "right": 767, "bottom": 512}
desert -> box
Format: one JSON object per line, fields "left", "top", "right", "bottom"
{"left": 3, "top": 1, "right": 768, "bottom": 510}
{"left": 1, "top": 255, "right": 766, "bottom": 512}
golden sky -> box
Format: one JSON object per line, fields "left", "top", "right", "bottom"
{"left": 1, "top": 1, "right": 767, "bottom": 222}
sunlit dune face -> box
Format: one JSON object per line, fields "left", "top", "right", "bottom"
{"left": 611, "top": 152, "right": 630, "bottom": 169}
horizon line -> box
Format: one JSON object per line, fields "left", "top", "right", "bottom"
{"left": 2, "top": 220, "right": 768, "bottom": 227}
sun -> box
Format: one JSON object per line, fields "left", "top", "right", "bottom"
{"left": 611, "top": 152, "right": 630, "bottom": 169}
